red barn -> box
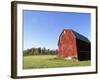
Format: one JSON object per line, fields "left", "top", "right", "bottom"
{"left": 58, "top": 29, "right": 90, "bottom": 61}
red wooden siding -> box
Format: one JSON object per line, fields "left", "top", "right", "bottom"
{"left": 58, "top": 29, "right": 77, "bottom": 57}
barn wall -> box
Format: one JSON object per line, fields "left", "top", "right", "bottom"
{"left": 76, "top": 39, "right": 91, "bottom": 61}
{"left": 58, "top": 30, "right": 77, "bottom": 58}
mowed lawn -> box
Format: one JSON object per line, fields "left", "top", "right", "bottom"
{"left": 23, "top": 55, "right": 91, "bottom": 69}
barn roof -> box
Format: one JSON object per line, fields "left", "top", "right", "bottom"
{"left": 71, "top": 29, "right": 90, "bottom": 43}
{"left": 58, "top": 29, "right": 90, "bottom": 45}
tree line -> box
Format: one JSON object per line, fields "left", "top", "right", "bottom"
{"left": 23, "top": 47, "right": 57, "bottom": 56}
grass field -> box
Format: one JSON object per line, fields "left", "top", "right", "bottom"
{"left": 23, "top": 55, "right": 91, "bottom": 69}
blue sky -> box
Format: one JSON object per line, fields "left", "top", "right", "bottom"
{"left": 23, "top": 10, "right": 91, "bottom": 50}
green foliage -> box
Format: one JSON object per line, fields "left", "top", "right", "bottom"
{"left": 23, "top": 55, "right": 91, "bottom": 69}
{"left": 23, "top": 48, "right": 57, "bottom": 56}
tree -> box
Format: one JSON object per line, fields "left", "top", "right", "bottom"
{"left": 38, "top": 48, "right": 41, "bottom": 54}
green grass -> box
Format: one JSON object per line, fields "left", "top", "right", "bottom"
{"left": 23, "top": 55, "right": 91, "bottom": 69}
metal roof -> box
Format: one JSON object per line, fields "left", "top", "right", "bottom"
{"left": 71, "top": 29, "right": 90, "bottom": 43}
